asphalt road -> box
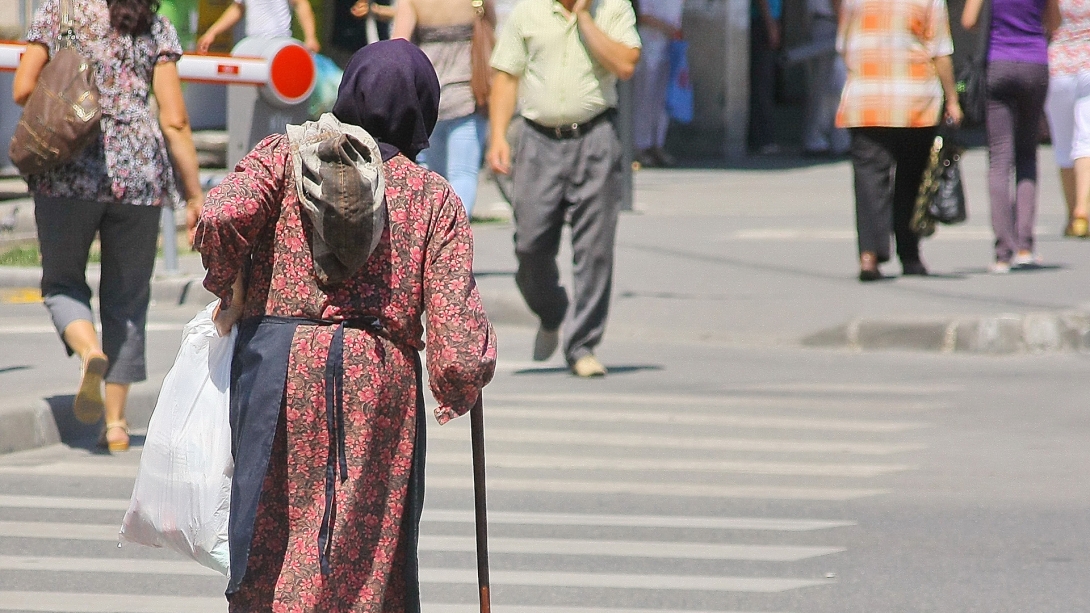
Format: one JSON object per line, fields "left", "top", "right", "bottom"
{"left": 1, "top": 151, "right": 1089, "bottom": 611}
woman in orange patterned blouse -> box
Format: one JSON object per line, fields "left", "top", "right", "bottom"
{"left": 836, "top": 0, "right": 963, "bottom": 281}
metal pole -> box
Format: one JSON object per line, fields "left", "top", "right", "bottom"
{"left": 723, "top": 0, "right": 750, "bottom": 159}
{"left": 617, "top": 78, "right": 634, "bottom": 211}
{"left": 161, "top": 206, "right": 179, "bottom": 275}
{"left": 470, "top": 396, "right": 491, "bottom": 613}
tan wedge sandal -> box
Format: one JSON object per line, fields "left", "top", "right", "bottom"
{"left": 74, "top": 353, "right": 108, "bottom": 425}
{"left": 99, "top": 420, "right": 130, "bottom": 453}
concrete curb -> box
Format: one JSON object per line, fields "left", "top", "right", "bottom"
{"left": 803, "top": 311, "right": 1090, "bottom": 354}
{"left": 0, "top": 396, "right": 61, "bottom": 455}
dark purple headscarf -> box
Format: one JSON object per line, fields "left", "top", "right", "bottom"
{"left": 332, "top": 39, "right": 440, "bottom": 162}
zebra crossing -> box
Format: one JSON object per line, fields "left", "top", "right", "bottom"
{"left": 0, "top": 389, "right": 935, "bottom": 612}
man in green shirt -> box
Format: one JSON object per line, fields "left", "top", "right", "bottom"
{"left": 487, "top": 0, "right": 640, "bottom": 377}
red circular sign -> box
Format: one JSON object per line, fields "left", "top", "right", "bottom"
{"left": 269, "top": 44, "right": 316, "bottom": 103}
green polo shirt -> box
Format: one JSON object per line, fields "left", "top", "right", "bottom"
{"left": 491, "top": 0, "right": 641, "bottom": 127}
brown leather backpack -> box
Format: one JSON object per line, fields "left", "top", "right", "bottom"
{"left": 9, "top": 0, "right": 101, "bottom": 176}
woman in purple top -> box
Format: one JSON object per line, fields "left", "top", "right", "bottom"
{"left": 963, "top": 0, "right": 1060, "bottom": 272}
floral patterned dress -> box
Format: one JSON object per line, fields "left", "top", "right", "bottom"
{"left": 195, "top": 135, "right": 497, "bottom": 612}
{"left": 26, "top": 0, "right": 182, "bottom": 207}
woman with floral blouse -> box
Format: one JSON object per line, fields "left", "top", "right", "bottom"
{"left": 195, "top": 39, "right": 496, "bottom": 611}
{"left": 13, "top": 0, "right": 204, "bottom": 452}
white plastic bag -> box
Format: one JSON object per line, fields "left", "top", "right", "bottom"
{"left": 120, "top": 301, "right": 235, "bottom": 576}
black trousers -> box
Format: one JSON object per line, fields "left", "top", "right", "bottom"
{"left": 849, "top": 126, "right": 937, "bottom": 264}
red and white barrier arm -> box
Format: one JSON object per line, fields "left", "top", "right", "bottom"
{"left": 0, "top": 38, "right": 314, "bottom": 107}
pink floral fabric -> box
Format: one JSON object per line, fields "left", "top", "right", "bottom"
{"left": 25, "top": 0, "right": 182, "bottom": 206}
{"left": 1050, "top": 0, "right": 1090, "bottom": 77}
{"left": 195, "top": 135, "right": 496, "bottom": 612}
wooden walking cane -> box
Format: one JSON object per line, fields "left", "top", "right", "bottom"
{"left": 470, "top": 395, "right": 491, "bottom": 613}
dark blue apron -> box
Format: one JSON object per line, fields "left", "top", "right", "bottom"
{"left": 225, "top": 315, "right": 425, "bottom": 613}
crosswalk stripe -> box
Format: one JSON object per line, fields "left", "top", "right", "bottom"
{"left": 0, "top": 555, "right": 222, "bottom": 576}
{"left": 420, "top": 535, "right": 843, "bottom": 561}
{"left": 429, "top": 427, "right": 924, "bottom": 455}
{"left": 428, "top": 477, "right": 888, "bottom": 500}
{"left": 0, "top": 521, "right": 119, "bottom": 541}
{"left": 0, "top": 322, "right": 181, "bottom": 335}
{"left": 421, "top": 568, "right": 832, "bottom": 592}
{"left": 427, "top": 452, "right": 914, "bottom": 477}
{"left": 0, "top": 494, "right": 130, "bottom": 511}
{"left": 423, "top": 510, "right": 855, "bottom": 531}
{"left": 0, "top": 591, "right": 225, "bottom": 613}
{"left": 0, "top": 595, "right": 779, "bottom": 613}
{"left": 0, "top": 522, "right": 842, "bottom": 561}
{"left": 481, "top": 391, "right": 950, "bottom": 408}
{"left": 425, "top": 607, "right": 780, "bottom": 613}
{"left": 0, "top": 560, "right": 827, "bottom": 593}
{"left": 475, "top": 406, "right": 927, "bottom": 432}
{"left": 0, "top": 463, "right": 139, "bottom": 478}
{"left": 0, "top": 498, "right": 853, "bottom": 531}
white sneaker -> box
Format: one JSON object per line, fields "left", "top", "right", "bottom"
{"left": 989, "top": 261, "right": 1011, "bottom": 274}
{"left": 1012, "top": 251, "right": 1041, "bottom": 268}
{"left": 571, "top": 355, "right": 607, "bottom": 377}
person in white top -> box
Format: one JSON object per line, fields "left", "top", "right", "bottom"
{"left": 633, "top": 0, "right": 684, "bottom": 167}
{"left": 197, "top": 0, "right": 320, "bottom": 53}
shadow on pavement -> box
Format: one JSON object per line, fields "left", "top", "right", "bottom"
{"left": 512, "top": 364, "right": 664, "bottom": 376}
{"left": 46, "top": 394, "right": 106, "bottom": 454}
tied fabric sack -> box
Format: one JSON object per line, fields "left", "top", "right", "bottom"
{"left": 666, "top": 39, "right": 694, "bottom": 124}
{"left": 912, "top": 132, "right": 967, "bottom": 237}
{"left": 120, "top": 302, "right": 236, "bottom": 576}
{"left": 9, "top": 0, "right": 101, "bottom": 175}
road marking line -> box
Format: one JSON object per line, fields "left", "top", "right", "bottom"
{"left": 427, "top": 452, "right": 914, "bottom": 477}
{"left": 423, "top": 510, "right": 855, "bottom": 531}
{"left": 0, "top": 463, "right": 139, "bottom": 478}
{"left": 478, "top": 392, "right": 949, "bottom": 411}
{"left": 0, "top": 289, "right": 41, "bottom": 304}
{"left": 0, "top": 596, "right": 777, "bottom": 613}
{"left": 425, "top": 607, "right": 778, "bottom": 613}
{"left": 0, "top": 494, "right": 128, "bottom": 510}
{"left": 0, "top": 555, "right": 221, "bottom": 576}
{"left": 0, "top": 591, "right": 226, "bottom": 613}
{"left": 421, "top": 535, "right": 843, "bottom": 561}
{"left": 428, "top": 477, "right": 888, "bottom": 501}
{"left": 0, "top": 498, "right": 853, "bottom": 531}
{"left": 422, "top": 568, "right": 832, "bottom": 592}
{"left": 476, "top": 406, "right": 927, "bottom": 432}
{"left": 0, "top": 521, "right": 120, "bottom": 541}
{"left": 0, "top": 322, "right": 181, "bottom": 335}
{"left": 0, "top": 521, "right": 845, "bottom": 561}
{"left": 429, "top": 427, "right": 924, "bottom": 455}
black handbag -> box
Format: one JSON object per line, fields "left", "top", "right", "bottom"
{"left": 912, "top": 131, "right": 967, "bottom": 237}
{"left": 956, "top": 0, "right": 990, "bottom": 126}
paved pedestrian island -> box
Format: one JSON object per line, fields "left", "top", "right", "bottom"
{"left": 0, "top": 375, "right": 938, "bottom": 612}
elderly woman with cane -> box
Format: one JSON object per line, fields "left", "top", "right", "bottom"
{"left": 195, "top": 39, "right": 496, "bottom": 612}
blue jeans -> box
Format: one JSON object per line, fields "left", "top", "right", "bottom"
{"left": 418, "top": 113, "right": 487, "bottom": 217}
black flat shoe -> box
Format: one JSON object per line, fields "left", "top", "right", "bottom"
{"left": 901, "top": 261, "right": 928, "bottom": 276}
{"left": 859, "top": 269, "right": 884, "bottom": 282}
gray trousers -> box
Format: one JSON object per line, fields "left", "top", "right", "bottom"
{"left": 511, "top": 117, "right": 622, "bottom": 364}
{"left": 34, "top": 195, "right": 161, "bottom": 384}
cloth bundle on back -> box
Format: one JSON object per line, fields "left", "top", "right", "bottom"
{"left": 195, "top": 38, "right": 496, "bottom": 612}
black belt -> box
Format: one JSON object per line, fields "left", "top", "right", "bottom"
{"left": 524, "top": 110, "right": 615, "bottom": 140}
